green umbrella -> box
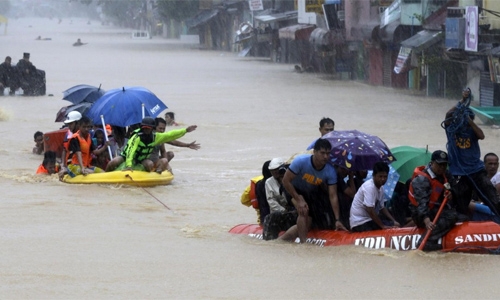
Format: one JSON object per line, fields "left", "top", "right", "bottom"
{"left": 390, "top": 146, "right": 432, "bottom": 183}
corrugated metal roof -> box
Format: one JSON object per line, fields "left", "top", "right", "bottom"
{"left": 254, "top": 11, "right": 297, "bottom": 24}
{"left": 401, "top": 30, "right": 442, "bottom": 51}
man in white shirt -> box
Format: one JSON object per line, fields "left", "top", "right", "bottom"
{"left": 262, "top": 157, "right": 297, "bottom": 240}
{"left": 350, "top": 162, "right": 400, "bottom": 232}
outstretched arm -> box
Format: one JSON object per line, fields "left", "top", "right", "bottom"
{"left": 167, "top": 140, "right": 200, "bottom": 150}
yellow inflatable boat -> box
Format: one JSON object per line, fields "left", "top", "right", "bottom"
{"left": 63, "top": 170, "right": 174, "bottom": 187}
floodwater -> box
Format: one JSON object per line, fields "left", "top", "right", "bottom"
{"left": 1, "top": 18, "right": 500, "bottom": 299}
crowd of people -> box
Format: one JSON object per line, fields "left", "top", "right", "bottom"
{"left": 0, "top": 53, "right": 46, "bottom": 96}
{"left": 33, "top": 111, "right": 200, "bottom": 180}
{"left": 242, "top": 89, "right": 500, "bottom": 251}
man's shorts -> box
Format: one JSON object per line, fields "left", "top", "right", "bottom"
{"left": 284, "top": 186, "right": 335, "bottom": 230}
{"left": 67, "top": 164, "right": 104, "bottom": 177}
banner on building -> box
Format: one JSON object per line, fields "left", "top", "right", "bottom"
{"left": 488, "top": 55, "right": 500, "bottom": 83}
{"left": 445, "top": 17, "right": 465, "bottom": 49}
{"left": 248, "top": 0, "right": 263, "bottom": 11}
{"left": 394, "top": 46, "right": 411, "bottom": 74}
{"left": 465, "top": 6, "right": 478, "bottom": 52}
{"left": 380, "top": 0, "right": 401, "bottom": 28}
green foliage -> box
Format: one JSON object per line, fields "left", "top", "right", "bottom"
{"left": 157, "top": 0, "right": 199, "bottom": 22}
{"left": 413, "top": 13, "right": 424, "bottom": 25}
{"left": 97, "top": 0, "right": 143, "bottom": 24}
{"left": 0, "top": 0, "right": 11, "bottom": 15}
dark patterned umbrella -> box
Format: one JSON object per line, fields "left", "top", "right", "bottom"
{"left": 322, "top": 130, "right": 396, "bottom": 171}
{"left": 55, "top": 102, "right": 93, "bottom": 122}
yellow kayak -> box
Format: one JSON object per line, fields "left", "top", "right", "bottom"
{"left": 63, "top": 170, "right": 174, "bottom": 187}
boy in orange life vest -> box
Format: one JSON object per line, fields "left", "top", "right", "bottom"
{"left": 409, "top": 150, "right": 458, "bottom": 251}
{"left": 66, "top": 116, "right": 106, "bottom": 177}
{"left": 36, "top": 151, "right": 60, "bottom": 175}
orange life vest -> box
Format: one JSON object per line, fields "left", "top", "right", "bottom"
{"left": 36, "top": 164, "right": 60, "bottom": 174}
{"left": 63, "top": 130, "right": 74, "bottom": 164}
{"left": 408, "top": 166, "right": 448, "bottom": 209}
{"left": 70, "top": 131, "right": 92, "bottom": 168}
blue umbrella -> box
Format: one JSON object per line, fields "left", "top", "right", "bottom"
{"left": 87, "top": 86, "right": 168, "bottom": 127}
{"left": 62, "top": 84, "right": 105, "bottom": 104}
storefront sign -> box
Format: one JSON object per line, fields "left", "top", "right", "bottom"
{"left": 248, "top": 0, "right": 263, "bottom": 11}
{"left": 465, "top": 6, "right": 478, "bottom": 52}
{"left": 305, "top": 0, "right": 326, "bottom": 14}
{"left": 380, "top": 0, "right": 401, "bottom": 28}
{"left": 445, "top": 17, "right": 465, "bottom": 49}
{"left": 394, "top": 46, "right": 411, "bottom": 74}
{"left": 488, "top": 55, "right": 500, "bottom": 83}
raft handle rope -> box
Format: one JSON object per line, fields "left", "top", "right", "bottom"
{"left": 125, "top": 174, "right": 172, "bottom": 211}
{"left": 441, "top": 89, "right": 500, "bottom": 217}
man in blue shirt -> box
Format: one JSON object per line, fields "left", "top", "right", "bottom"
{"left": 444, "top": 88, "right": 500, "bottom": 216}
{"left": 280, "top": 138, "right": 347, "bottom": 243}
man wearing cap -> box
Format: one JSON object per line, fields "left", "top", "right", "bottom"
{"left": 16, "top": 52, "right": 45, "bottom": 96}
{"left": 444, "top": 88, "right": 500, "bottom": 216}
{"left": 279, "top": 138, "right": 347, "bottom": 244}
{"left": 262, "top": 157, "right": 297, "bottom": 240}
{"left": 408, "top": 150, "right": 457, "bottom": 251}
{"left": 105, "top": 117, "right": 197, "bottom": 172}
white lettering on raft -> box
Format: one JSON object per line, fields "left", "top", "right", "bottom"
{"left": 454, "top": 233, "right": 500, "bottom": 244}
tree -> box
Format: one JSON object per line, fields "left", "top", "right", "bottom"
{"left": 156, "top": 0, "right": 199, "bottom": 22}
{"left": 99, "top": 0, "right": 143, "bottom": 27}
{"left": 0, "top": 0, "right": 11, "bottom": 15}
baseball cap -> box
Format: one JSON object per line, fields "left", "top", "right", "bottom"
{"left": 269, "top": 157, "right": 285, "bottom": 170}
{"left": 431, "top": 150, "right": 448, "bottom": 164}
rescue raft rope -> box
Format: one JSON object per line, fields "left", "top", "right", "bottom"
{"left": 125, "top": 174, "right": 172, "bottom": 211}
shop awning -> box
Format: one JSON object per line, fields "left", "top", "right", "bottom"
{"left": 254, "top": 11, "right": 297, "bottom": 24}
{"left": 379, "top": 21, "right": 400, "bottom": 43}
{"left": 185, "top": 9, "right": 220, "bottom": 28}
{"left": 401, "top": 30, "right": 442, "bottom": 52}
{"left": 278, "top": 24, "right": 315, "bottom": 40}
{"left": 351, "top": 21, "right": 379, "bottom": 41}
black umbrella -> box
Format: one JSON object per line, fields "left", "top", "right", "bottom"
{"left": 55, "top": 102, "right": 93, "bottom": 122}
{"left": 62, "top": 84, "right": 105, "bottom": 104}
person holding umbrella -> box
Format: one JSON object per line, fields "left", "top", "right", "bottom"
{"left": 105, "top": 117, "right": 197, "bottom": 172}
{"left": 408, "top": 150, "right": 457, "bottom": 251}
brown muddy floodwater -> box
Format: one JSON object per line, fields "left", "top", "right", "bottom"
{"left": 1, "top": 17, "right": 500, "bottom": 299}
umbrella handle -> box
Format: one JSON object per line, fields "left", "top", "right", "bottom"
{"left": 100, "top": 115, "right": 113, "bottom": 161}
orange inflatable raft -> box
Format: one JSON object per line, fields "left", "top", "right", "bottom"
{"left": 229, "top": 221, "right": 500, "bottom": 254}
